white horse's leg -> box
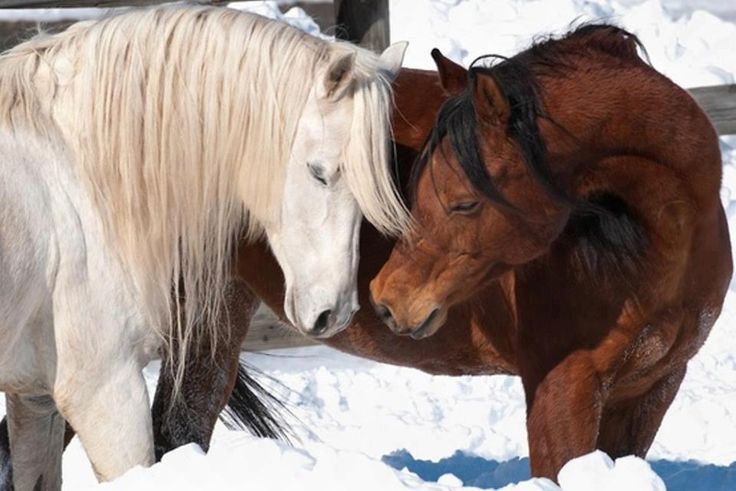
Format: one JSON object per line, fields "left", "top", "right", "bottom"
{"left": 54, "top": 358, "right": 154, "bottom": 482}
{"left": 54, "top": 354, "right": 154, "bottom": 482}
{"left": 6, "top": 393, "right": 65, "bottom": 491}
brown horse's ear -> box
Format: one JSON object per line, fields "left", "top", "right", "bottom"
{"left": 472, "top": 70, "right": 510, "bottom": 126}
{"left": 430, "top": 48, "right": 467, "bottom": 96}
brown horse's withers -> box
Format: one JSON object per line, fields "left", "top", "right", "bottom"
{"left": 371, "top": 25, "right": 732, "bottom": 476}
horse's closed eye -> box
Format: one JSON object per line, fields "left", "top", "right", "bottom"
{"left": 308, "top": 162, "right": 328, "bottom": 186}
{"left": 449, "top": 200, "right": 481, "bottom": 215}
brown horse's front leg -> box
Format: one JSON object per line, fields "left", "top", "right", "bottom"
{"left": 152, "top": 278, "right": 257, "bottom": 460}
{"left": 597, "top": 365, "right": 686, "bottom": 458}
{"left": 522, "top": 351, "right": 606, "bottom": 479}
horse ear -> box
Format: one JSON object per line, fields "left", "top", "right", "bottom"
{"left": 472, "top": 70, "right": 510, "bottom": 126}
{"left": 321, "top": 51, "right": 356, "bottom": 101}
{"left": 379, "top": 41, "right": 408, "bottom": 82}
{"left": 430, "top": 48, "right": 467, "bottom": 96}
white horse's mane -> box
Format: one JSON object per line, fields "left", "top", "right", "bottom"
{"left": 0, "top": 5, "right": 407, "bottom": 390}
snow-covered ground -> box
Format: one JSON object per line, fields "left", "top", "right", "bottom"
{"left": 0, "top": 0, "right": 734, "bottom": 489}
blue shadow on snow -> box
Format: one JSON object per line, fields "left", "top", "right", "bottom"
{"left": 382, "top": 449, "right": 736, "bottom": 491}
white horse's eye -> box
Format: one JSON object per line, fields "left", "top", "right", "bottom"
{"left": 308, "top": 161, "right": 328, "bottom": 186}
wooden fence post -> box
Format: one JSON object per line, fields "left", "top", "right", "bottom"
{"left": 334, "top": 0, "right": 389, "bottom": 52}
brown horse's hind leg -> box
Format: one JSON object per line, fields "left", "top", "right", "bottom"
{"left": 152, "top": 278, "right": 256, "bottom": 459}
{"left": 523, "top": 352, "right": 605, "bottom": 479}
{"left": 597, "top": 365, "right": 686, "bottom": 459}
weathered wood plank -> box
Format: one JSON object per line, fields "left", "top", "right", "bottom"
{"left": 689, "top": 84, "right": 736, "bottom": 136}
{"left": 334, "top": 0, "right": 389, "bottom": 52}
{"left": 243, "top": 306, "right": 317, "bottom": 352}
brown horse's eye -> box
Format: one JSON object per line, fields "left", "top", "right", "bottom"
{"left": 449, "top": 201, "right": 481, "bottom": 215}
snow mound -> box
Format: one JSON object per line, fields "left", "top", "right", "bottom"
{"left": 94, "top": 438, "right": 663, "bottom": 491}
{"left": 557, "top": 451, "right": 665, "bottom": 491}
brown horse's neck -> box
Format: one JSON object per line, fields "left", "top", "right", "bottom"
{"left": 392, "top": 68, "right": 448, "bottom": 151}
{"left": 536, "top": 58, "right": 721, "bottom": 206}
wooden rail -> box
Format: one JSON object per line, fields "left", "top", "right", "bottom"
{"left": 690, "top": 84, "right": 736, "bottom": 135}
{"left": 244, "top": 307, "right": 318, "bottom": 351}
{"left": 0, "top": 0, "right": 391, "bottom": 52}
{"left": 334, "top": 0, "right": 388, "bottom": 51}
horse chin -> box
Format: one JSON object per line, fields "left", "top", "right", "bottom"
{"left": 408, "top": 307, "right": 448, "bottom": 340}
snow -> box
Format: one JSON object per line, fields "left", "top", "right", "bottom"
{"left": 557, "top": 452, "right": 666, "bottom": 491}
{"left": 0, "top": 0, "right": 734, "bottom": 489}
{"left": 390, "top": 0, "right": 736, "bottom": 87}
{"left": 0, "top": 8, "right": 120, "bottom": 22}
{"left": 90, "top": 438, "right": 665, "bottom": 491}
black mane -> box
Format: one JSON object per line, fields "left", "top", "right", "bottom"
{"left": 409, "top": 23, "right": 647, "bottom": 208}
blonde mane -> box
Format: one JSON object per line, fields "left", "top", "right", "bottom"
{"left": 0, "top": 5, "right": 407, "bottom": 390}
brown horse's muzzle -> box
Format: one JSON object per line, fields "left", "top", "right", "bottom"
{"left": 369, "top": 270, "right": 448, "bottom": 340}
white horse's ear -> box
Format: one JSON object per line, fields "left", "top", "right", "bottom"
{"left": 321, "top": 52, "right": 356, "bottom": 101}
{"left": 379, "top": 41, "right": 408, "bottom": 82}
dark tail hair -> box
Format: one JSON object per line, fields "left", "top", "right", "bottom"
{"left": 220, "top": 361, "right": 293, "bottom": 443}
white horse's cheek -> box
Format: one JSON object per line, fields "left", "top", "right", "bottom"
{"left": 271, "top": 171, "right": 361, "bottom": 334}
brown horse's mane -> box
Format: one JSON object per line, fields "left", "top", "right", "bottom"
{"left": 411, "top": 23, "right": 650, "bottom": 286}
{"left": 520, "top": 23, "right": 648, "bottom": 74}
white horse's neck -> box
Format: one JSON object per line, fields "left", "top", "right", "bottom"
{"left": 0, "top": 7, "right": 326, "bottom": 342}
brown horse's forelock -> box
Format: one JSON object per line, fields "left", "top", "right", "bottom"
{"left": 408, "top": 53, "right": 567, "bottom": 212}
{"left": 409, "top": 23, "right": 651, "bottom": 284}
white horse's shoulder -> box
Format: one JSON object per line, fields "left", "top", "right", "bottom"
{"left": 0, "top": 131, "right": 59, "bottom": 390}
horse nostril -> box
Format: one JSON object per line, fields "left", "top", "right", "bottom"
{"left": 374, "top": 302, "right": 395, "bottom": 326}
{"left": 312, "top": 309, "right": 332, "bottom": 335}
{"left": 418, "top": 308, "right": 439, "bottom": 332}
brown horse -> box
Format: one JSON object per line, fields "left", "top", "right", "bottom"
{"left": 0, "top": 26, "right": 729, "bottom": 484}
{"left": 371, "top": 24, "right": 732, "bottom": 476}
{"left": 154, "top": 25, "right": 730, "bottom": 479}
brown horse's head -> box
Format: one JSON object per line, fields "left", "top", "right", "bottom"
{"left": 370, "top": 53, "right": 572, "bottom": 339}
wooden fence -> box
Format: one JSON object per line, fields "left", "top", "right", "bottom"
{"left": 0, "top": 0, "right": 733, "bottom": 351}
{"left": 0, "top": 0, "right": 391, "bottom": 50}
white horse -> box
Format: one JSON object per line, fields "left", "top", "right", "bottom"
{"left": 0, "top": 5, "right": 406, "bottom": 488}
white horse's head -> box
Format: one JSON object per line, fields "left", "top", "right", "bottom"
{"left": 6, "top": 6, "right": 410, "bottom": 356}
{"left": 266, "top": 43, "right": 407, "bottom": 338}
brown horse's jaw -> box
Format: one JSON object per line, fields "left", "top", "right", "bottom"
{"left": 407, "top": 306, "right": 448, "bottom": 340}
{"left": 370, "top": 289, "right": 448, "bottom": 339}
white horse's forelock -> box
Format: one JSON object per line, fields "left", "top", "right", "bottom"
{"left": 0, "top": 5, "right": 407, "bottom": 393}
{"left": 337, "top": 42, "right": 410, "bottom": 236}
